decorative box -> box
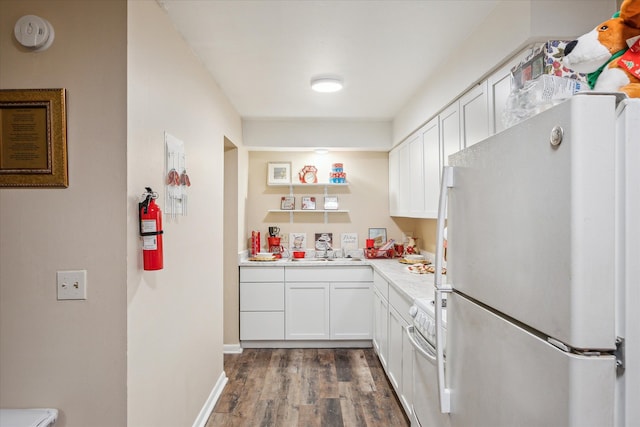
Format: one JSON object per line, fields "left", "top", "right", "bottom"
{"left": 511, "top": 41, "right": 586, "bottom": 90}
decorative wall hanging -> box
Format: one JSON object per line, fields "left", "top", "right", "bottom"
{"left": 267, "top": 162, "right": 291, "bottom": 185}
{"left": 165, "top": 132, "right": 190, "bottom": 218}
{"left": 0, "top": 88, "right": 67, "bottom": 187}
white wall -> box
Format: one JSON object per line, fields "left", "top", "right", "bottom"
{"left": 243, "top": 118, "right": 391, "bottom": 151}
{"left": 393, "top": 0, "right": 615, "bottom": 145}
{"left": 127, "top": 1, "right": 243, "bottom": 426}
{"left": 0, "top": 1, "right": 127, "bottom": 426}
{"left": 245, "top": 151, "right": 402, "bottom": 250}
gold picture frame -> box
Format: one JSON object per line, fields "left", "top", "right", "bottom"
{"left": 0, "top": 88, "right": 68, "bottom": 188}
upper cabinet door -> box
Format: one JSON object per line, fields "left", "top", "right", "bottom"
{"left": 487, "top": 55, "right": 521, "bottom": 135}
{"left": 460, "top": 81, "right": 489, "bottom": 148}
{"left": 388, "top": 147, "right": 400, "bottom": 216}
{"left": 440, "top": 102, "right": 461, "bottom": 168}
{"left": 420, "top": 116, "right": 440, "bottom": 218}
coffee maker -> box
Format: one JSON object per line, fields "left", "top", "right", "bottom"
{"left": 267, "top": 226, "right": 284, "bottom": 258}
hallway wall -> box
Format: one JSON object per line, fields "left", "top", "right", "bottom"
{"left": 0, "top": 2, "right": 128, "bottom": 426}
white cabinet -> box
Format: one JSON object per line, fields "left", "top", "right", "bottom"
{"left": 460, "top": 81, "right": 490, "bottom": 148}
{"left": 285, "top": 282, "right": 331, "bottom": 340}
{"left": 240, "top": 267, "right": 285, "bottom": 340}
{"left": 421, "top": 116, "right": 440, "bottom": 218}
{"left": 372, "top": 270, "right": 414, "bottom": 418}
{"left": 440, "top": 102, "right": 461, "bottom": 168}
{"left": 487, "top": 55, "right": 520, "bottom": 135}
{"left": 388, "top": 285, "right": 414, "bottom": 417}
{"left": 396, "top": 138, "right": 412, "bottom": 216}
{"left": 331, "top": 283, "right": 373, "bottom": 340}
{"left": 285, "top": 266, "right": 373, "bottom": 341}
{"left": 373, "top": 271, "right": 389, "bottom": 369}
{"left": 388, "top": 147, "right": 400, "bottom": 216}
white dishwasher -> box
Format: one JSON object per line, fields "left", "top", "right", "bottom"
{"left": 406, "top": 297, "right": 449, "bottom": 427}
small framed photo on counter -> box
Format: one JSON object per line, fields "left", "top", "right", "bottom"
{"left": 368, "top": 228, "right": 387, "bottom": 248}
{"left": 281, "top": 196, "right": 295, "bottom": 210}
{"left": 301, "top": 196, "right": 316, "bottom": 210}
{"left": 324, "top": 196, "right": 338, "bottom": 210}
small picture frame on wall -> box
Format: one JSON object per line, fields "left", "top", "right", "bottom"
{"left": 268, "top": 162, "right": 291, "bottom": 185}
{"left": 324, "top": 196, "right": 338, "bottom": 210}
{"left": 280, "top": 196, "right": 295, "bottom": 210}
{"left": 301, "top": 196, "right": 316, "bottom": 210}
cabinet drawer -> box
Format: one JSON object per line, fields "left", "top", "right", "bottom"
{"left": 389, "top": 284, "right": 412, "bottom": 323}
{"left": 240, "top": 266, "right": 284, "bottom": 282}
{"left": 240, "top": 312, "right": 285, "bottom": 340}
{"left": 285, "top": 266, "right": 372, "bottom": 282}
{"left": 373, "top": 271, "right": 389, "bottom": 300}
{"left": 240, "top": 282, "right": 284, "bottom": 311}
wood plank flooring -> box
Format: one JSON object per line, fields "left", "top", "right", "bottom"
{"left": 206, "top": 348, "right": 410, "bottom": 427}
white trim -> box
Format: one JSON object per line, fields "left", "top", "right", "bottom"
{"left": 192, "top": 371, "right": 228, "bottom": 427}
{"left": 241, "top": 340, "right": 372, "bottom": 349}
{"left": 223, "top": 343, "right": 243, "bottom": 354}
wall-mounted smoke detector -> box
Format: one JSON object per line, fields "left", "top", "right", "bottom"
{"left": 14, "top": 15, "right": 55, "bottom": 52}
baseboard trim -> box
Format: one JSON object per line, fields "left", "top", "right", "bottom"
{"left": 223, "top": 343, "right": 243, "bottom": 354}
{"left": 192, "top": 371, "right": 228, "bottom": 427}
{"left": 241, "top": 340, "right": 373, "bottom": 349}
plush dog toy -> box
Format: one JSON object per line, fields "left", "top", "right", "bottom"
{"left": 563, "top": 0, "right": 640, "bottom": 97}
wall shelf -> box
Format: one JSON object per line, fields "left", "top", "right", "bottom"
{"left": 268, "top": 183, "right": 350, "bottom": 224}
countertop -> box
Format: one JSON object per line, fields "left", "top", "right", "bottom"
{"left": 239, "top": 255, "right": 436, "bottom": 303}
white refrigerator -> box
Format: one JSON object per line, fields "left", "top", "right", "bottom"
{"left": 433, "top": 94, "right": 638, "bottom": 427}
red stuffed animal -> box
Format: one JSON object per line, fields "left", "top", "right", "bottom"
{"left": 563, "top": 0, "right": 640, "bottom": 97}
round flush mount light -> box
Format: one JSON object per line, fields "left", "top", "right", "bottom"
{"left": 310, "top": 76, "right": 344, "bottom": 93}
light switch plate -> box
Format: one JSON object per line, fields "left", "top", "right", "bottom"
{"left": 57, "top": 270, "right": 87, "bottom": 300}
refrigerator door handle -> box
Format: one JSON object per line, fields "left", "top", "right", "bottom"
{"left": 435, "top": 165, "right": 453, "bottom": 414}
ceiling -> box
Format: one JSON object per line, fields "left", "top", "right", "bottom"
{"left": 157, "top": 0, "right": 500, "bottom": 121}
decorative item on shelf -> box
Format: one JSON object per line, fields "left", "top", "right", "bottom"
{"left": 280, "top": 196, "right": 295, "bottom": 210}
{"left": 268, "top": 162, "right": 291, "bottom": 185}
{"left": 298, "top": 165, "right": 318, "bottom": 183}
{"left": 301, "top": 196, "right": 316, "bottom": 210}
{"left": 324, "top": 196, "right": 338, "bottom": 210}
{"left": 329, "top": 163, "right": 347, "bottom": 183}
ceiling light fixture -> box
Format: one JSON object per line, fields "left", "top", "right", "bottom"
{"left": 310, "top": 76, "right": 344, "bottom": 93}
{"left": 314, "top": 148, "right": 329, "bottom": 155}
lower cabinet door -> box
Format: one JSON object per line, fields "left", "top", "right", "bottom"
{"left": 285, "top": 282, "right": 330, "bottom": 340}
{"left": 330, "top": 282, "right": 372, "bottom": 339}
{"left": 240, "top": 311, "right": 284, "bottom": 340}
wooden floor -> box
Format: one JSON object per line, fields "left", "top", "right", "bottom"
{"left": 206, "top": 348, "right": 410, "bottom": 427}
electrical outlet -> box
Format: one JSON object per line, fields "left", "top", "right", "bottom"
{"left": 57, "top": 270, "right": 87, "bottom": 300}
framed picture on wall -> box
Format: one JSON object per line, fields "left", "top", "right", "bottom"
{"left": 324, "top": 196, "right": 338, "bottom": 210}
{"left": 280, "top": 196, "right": 295, "bottom": 210}
{"left": 301, "top": 196, "right": 316, "bottom": 210}
{"left": 267, "top": 162, "right": 291, "bottom": 185}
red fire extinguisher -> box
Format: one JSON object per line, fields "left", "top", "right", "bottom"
{"left": 139, "top": 187, "right": 164, "bottom": 270}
